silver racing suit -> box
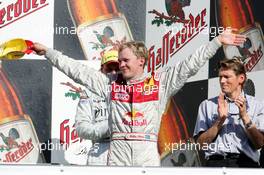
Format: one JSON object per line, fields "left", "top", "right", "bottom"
{"left": 75, "top": 89, "right": 110, "bottom": 165}
{"left": 45, "top": 37, "right": 222, "bottom": 166}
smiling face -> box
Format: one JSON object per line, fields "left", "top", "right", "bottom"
{"left": 118, "top": 47, "right": 145, "bottom": 80}
{"left": 219, "top": 68, "right": 245, "bottom": 98}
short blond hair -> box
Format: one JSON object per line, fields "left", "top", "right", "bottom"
{"left": 219, "top": 57, "right": 247, "bottom": 86}
{"left": 119, "top": 41, "right": 148, "bottom": 67}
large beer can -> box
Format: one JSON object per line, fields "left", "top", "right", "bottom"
{"left": 0, "top": 69, "right": 44, "bottom": 164}
{"left": 67, "top": 0, "right": 133, "bottom": 61}
{"left": 216, "top": 0, "right": 264, "bottom": 72}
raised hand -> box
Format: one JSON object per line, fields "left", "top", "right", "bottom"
{"left": 234, "top": 95, "right": 248, "bottom": 121}
{"left": 217, "top": 27, "right": 247, "bottom": 46}
{"left": 218, "top": 92, "right": 228, "bottom": 121}
{"left": 32, "top": 43, "right": 48, "bottom": 56}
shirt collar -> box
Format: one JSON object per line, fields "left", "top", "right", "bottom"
{"left": 225, "top": 91, "right": 249, "bottom": 115}
{"left": 224, "top": 91, "right": 245, "bottom": 103}
{"left": 126, "top": 72, "right": 149, "bottom": 85}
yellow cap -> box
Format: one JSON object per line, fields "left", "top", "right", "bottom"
{"left": 101, "top": 50, "right": 118, "bottom": 65}
{"left": 0, "top": 39, "right": 33, "bottom": 60}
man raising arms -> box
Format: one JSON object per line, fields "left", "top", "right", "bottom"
{"left": 33, "top": 28, "right": 246, "bottom": 166}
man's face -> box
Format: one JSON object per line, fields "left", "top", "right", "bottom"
{"left": 118, "top": 48, "right": 145, "bottom": 80}
{"left": 219, "top": 68, "right": 245, "bottom": 96}
{"left": 101, "top": 62, "right": 119, "bottom": 74}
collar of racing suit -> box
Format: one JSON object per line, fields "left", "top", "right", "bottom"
{"left": 115, "top": 72, "right": 150, "bottom": 85}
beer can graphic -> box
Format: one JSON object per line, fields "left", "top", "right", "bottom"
{"left": 215, "top": 0, "right": 264, "bottom": 72}
{"left": 67, "top": 0, "right": 133, "bottom": 61}
{"left": 0, "top": 115, "right": 44, "bottom": 163}
{"left": 0, "top": 69, "right": 44, "bottom": 164}
{"left": 159, "top": 99, "right": 201, "bottom": 166}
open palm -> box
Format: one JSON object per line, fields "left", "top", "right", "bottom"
{"left": 218, "top": 28, "right": 246, "bottom": 46}
{"left": 218, "top": 93, "right": 228, "bottom": 120}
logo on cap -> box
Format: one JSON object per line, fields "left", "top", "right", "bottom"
{"left": 101, "top": 50, "right": 118, "bottom": 65}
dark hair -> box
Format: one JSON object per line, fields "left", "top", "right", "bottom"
{"left": 118, "top": 41, "right": 148, "bottom": 67}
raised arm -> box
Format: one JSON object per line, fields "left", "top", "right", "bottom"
{"left": 162, "top": 28, "right": 246, "bottom": 99}
{"left": 194, "top": 93, "right": 227, "bottom": 145}
{"left": 32, "top": 43, "right": 109, "bottom": 98}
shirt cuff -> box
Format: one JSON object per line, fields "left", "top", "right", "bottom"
{"left": 211, "top": 36, "right": 222, "bottom": 49}
{"left": 45, "top": 48, "right": 60, "bottom": 60}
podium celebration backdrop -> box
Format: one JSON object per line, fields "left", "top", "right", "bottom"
{"left": 0, "top": 0, "right": 263, "bottom": 166}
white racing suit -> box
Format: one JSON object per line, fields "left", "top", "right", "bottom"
{"left": 45, "top": 37, "right": 222, "bottom": 166}
{"left": 75, "top": 89, "right": 110, "bottom": 165}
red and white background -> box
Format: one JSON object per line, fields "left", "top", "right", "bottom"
{"left": 0, "top": 0, "right": 263, "bottom": 170}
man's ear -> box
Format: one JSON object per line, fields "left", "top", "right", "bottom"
{"left": 239, "top": 74, "right": 246, "bottom": 85}
{"left": 139, "top": 57, "right": 145, "bottom": 67}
